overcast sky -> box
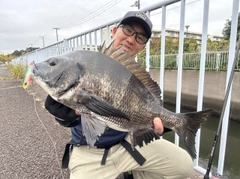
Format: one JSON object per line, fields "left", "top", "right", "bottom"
{"left": 0, "top": 0, "right": 238, "bottom": 54}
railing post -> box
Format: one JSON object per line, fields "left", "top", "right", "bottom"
{"left": 145, "top": 11, "right": 151, "bottom": 72}
{"left": 89, "top": 32, "right": 92, "bottom": 51}
{"left": 94, "top": 30, "right": 98, "bottom": 52}
{"left": 216, "top": 53, "right": 220, "bottom": 70}
{"left": 84, "top": 34, "right": 87, "bottom": 50}
{"left": 76, "top": 36, "right": 79, "bottom": 48}
{"left": 80, "top": 36, "right": 83, "bottom": 50}
{"left": 195, "top": 0, "right": 210, "bottom": 170}
{"left": 100, "top": 28, "right": 103, "bottom": 45}
{"left": 176, "top": 55, "right": 179, "bottom": 67}
{"left": 63, "top": 39, "right": 68, "bottom": 54}
{"left": 218, "top": 0, "right": 239, "bottom": 175}
{"left": 175, "top": 0, "right": 186, "bottom": 146}
{"left": 160, "top": 5, "right": 166, "bottom": 101}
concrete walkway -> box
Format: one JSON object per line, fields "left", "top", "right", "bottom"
{"left": 0, "top": 64, "right": 204, "bottom": 179}
{"left": 0, "top": 64, "right": 70, "bottom": 178}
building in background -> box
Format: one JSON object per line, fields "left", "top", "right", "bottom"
{"left": 151, "top": 29, "right": 224, "bottom": 43}
{"left": 101, "top": 27, "right": 224, "bottom": 46}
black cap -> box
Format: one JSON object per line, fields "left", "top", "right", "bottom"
{"left": 119, "top": 11, "right": 152, "bottom": 39}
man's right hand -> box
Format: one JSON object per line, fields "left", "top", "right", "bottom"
{"left": 45, "top": 95, "right": 81, "bottom": 127}
{"left": 75, "top": 111, "right": 81, "bottom": 116}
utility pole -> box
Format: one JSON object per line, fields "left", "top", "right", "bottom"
{"left": 39, "top": 36, "right": 45, "bottom": 47}
{"left": 131, "top": 0, "right": 140, "bottom": 9}
{"left": 53, "top": 27, "right": 60, "bottom": 42}
{"left": 185, "top": 25, "right": 190, "bottom": 39}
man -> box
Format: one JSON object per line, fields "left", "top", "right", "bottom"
{"left": 45, "top": 11, "right": 193, "bottom": 179}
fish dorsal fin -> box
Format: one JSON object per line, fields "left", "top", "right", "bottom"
{"left": 99, "top": 41, "right": 106, "bottom": 53}
{"left": 100, "top": 41, "right": 162, "bottom": 104}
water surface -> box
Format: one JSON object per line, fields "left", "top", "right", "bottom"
{"left": 163, "top": 103, "right": 240, "bottom": 179}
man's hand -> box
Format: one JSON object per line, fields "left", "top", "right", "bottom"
{"left": 75, "top": 110, "right": 81, "bottom": 116}
{"left": 153, "top": 117, "right": 164, "bottom": 135}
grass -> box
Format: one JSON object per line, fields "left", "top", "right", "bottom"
{"left": 7, "top": 60, "right": 27, "bottom": 80}
{"left": 0, "top": 77, "right": 12, "bottom": 80}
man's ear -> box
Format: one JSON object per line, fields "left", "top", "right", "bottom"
{"left": 111, "top": 26, "right": 118, "bottom": 37}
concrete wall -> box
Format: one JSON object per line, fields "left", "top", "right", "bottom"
{"left": 149, "top": 69, "right": 240, "bottom": 120}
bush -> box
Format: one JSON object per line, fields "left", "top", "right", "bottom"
{"left": 165, "top": 55, "right": 177, "bottom": 69}
{"left": 7, "top": 59, "right": 27, "bottom": 79}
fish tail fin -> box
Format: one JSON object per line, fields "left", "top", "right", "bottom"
{"left": 176, "top": 109, "right": 213, "bottom": 159}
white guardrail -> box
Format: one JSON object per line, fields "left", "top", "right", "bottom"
{"left": 12, "top": 0, "right": 240, "bottom": 176}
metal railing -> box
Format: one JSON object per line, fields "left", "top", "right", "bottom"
{"left": 11, "top": 0, "right": 240, "bottom": 176}
{"left": 144, "top": 51, "right": 240, "bottom": 71}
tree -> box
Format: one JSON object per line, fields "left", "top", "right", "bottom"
{"left": 184, "top": 38, "right": 199, "bottom": 53}
{"left": 222, "top": 13, "right": 240, "bottom": 40}
{"left": 207, "top": 39, "right": 229, "bottom": 51}
{"left": 0, "top": 54, "right": 14, "bottom": 61}
{"left": 0, "top": 46, "right": 40, "bottom": 63}
{"left": 138, "top": 36, "right": 200, "bottom": 59}
{"left": 165, "top": 37, "right": 179, "bottom": 54}
{"left": 12, "top": 50, "right": 22, "bottom": 57}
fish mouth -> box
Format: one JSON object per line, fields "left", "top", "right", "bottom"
{"left": 56, "top": 71, "right": 81, "bottom": 97}
{"left": 33, "top": 66, "right": 78, "bottom": 97}
{"left": 33, "top": 62, "right": 80, "bottom": 98}
{"left": 32, "top": 63, "right": 41, "bottom": 76}
{"left": 53, "top": 72, "right": 64, "bottom": 86}
{"left": 48, "top": 72, "right": 79, "bottom": 97}
{"left": 57, "top": 79, "right": 79, "bottom": 97}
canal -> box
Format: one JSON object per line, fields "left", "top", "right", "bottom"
{"left": 163, "top": 103, "right": 240, "bottom": 179}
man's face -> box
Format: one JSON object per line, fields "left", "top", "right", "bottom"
{"left": 111, "top": 22, "right": 147, "bottom": 57}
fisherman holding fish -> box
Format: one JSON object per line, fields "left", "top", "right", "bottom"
{"left": 42, "top": 11, "right": 196, "bottom": 179}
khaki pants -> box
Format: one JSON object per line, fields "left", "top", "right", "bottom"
{"left": 69, "top": 135, "right": 193, "bottom": 179}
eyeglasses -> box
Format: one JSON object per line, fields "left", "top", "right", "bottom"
{"left": 119, "top": 24, "right": 148, "bottom": 44}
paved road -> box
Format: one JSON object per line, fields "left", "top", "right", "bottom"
{"left": 0, "top": 64, "right": 70, "bottom": 179}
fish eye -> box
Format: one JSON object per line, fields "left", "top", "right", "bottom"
{"left": 49, "top": 61, "right": 57, "bottom": 66}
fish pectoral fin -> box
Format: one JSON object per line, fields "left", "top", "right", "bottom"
{"left": 81, "top": 114, "right": 107, "bottom": 146}
{"left": 76, "top": 90, "right": 129, "bottom": 120}
{"left": 85, "top": 95, "right": 130, "bottom": 120}
{"left": 133, "top": 128, "right": 160, "bottom": 148}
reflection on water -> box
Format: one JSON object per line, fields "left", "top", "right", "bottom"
{"left": 163, "top": 103, "right": 240, "bottom": 179}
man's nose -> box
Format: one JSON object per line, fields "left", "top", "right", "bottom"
{"left": 126, "top": 34, "right": 136, "bottom": 44}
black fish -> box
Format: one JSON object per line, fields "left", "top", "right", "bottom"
{"left": 31, "top": 42, "right": 213, "bottom": 159}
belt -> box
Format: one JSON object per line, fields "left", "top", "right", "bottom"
{"left": 62, "top": 138, "right": 146, "bottom": 168}
{"left": 120, "top": 139, "right": 146, "bottom": 166}
{"left": 62, "top": 139, "right": 76, "bottom": 168}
